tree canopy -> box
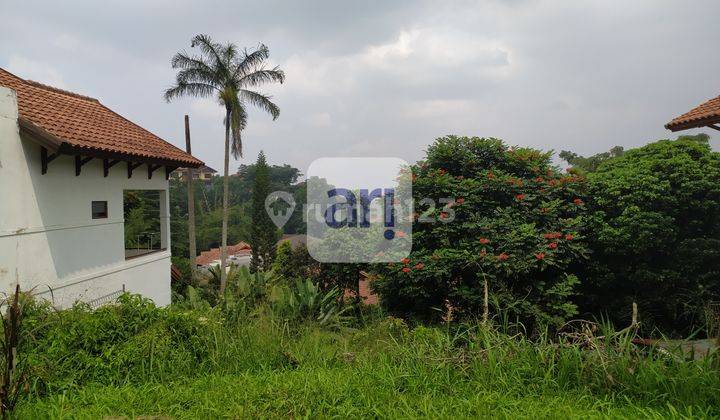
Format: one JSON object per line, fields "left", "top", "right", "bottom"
{"left": 372, "top": 136, "right": 590, "bottom": 328}
{"left": 579, "top": 134, "right": 720, "bottom": 335}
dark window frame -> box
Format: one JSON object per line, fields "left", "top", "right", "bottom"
{"left": 91, "top": 201, "right": 108, "bottom": 219}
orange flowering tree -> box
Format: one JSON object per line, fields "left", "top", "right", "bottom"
{"left": 372, "top": 136, "right": 589, "bottom": 329}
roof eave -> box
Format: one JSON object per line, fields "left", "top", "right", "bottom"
{"left": 665, "top": 115, "right": 720, "bottom": 132}
{"left": 18, "top": 118, "right": 204, "bottom": 168}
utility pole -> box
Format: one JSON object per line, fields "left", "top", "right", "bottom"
{"left": 185, "top": 115, "right": 197, "bottom": 278}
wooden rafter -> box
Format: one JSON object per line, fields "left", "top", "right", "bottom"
{"left": 165, "top": 166, "right": 178, "bottom": 180}
{"left": 103, "top": 159, "right": 120, "bottom": 177}
{"left": 38, "top": 144, "right": 199, "bottom": 180}
{"left": 127, "top": 161, "right": 143, "bottom": 179}
{"left": 709, "top": 124, "right": 720, "bottom": 132}
{"left": 40, "top": 147, "right": 61, "bottom": 175}
{"left": 75, "top": 155, "right": 93, "bottom": 176}
{"left": 147, "top": 164, "right": 162, "bottom": 179}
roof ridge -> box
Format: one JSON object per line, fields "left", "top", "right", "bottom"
{"left": 0, "top": 66, "right": 203, "bottom": 167}
{"left": 24, "top": 79, "right": 99, "bottom": 102}
{"left": 0, "top": 67, "right": 25, "bottom": 84}
{"left": 0, "top": 66, "right": 98, "bottom": 102}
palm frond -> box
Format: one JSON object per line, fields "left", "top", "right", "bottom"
{"left": 164, "top": 82, "right": 217, "bottom": 102}
{"left": 233, "top": 44, "right": 270, "bottom": 78}
{"left": 223, "top": 42, "right": 238, "bottom": 66}
{"left": 240, "top": 90, "right": 280, "bottom": 120}
{"left": 190, "top": 34, "right": 229, "bottom": 75}
{"left": 225, "top": 96, "right": 247, "bottom": 158}
{"left": 175, "top": 67, "right": 219, "bottom": 86}
{"left": 170, "top": 51, "right": 215, "bottom": 73}
{"left": 239, "top": 67, "right": 285, "bottom": 87}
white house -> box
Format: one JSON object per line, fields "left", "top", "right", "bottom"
{"left": 0, "top": 68, "right": 203, "bottom": 307}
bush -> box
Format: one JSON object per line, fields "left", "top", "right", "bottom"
{"left": 22, "top": 294, "right": 214, "bottom": 394}
{"left": 580, "top": 136, "right": 720, "bottom": 336}
{"left": 273, "top": 241, "right": 319, "bottom": 282}
{"left": 13, "top": 291, "right": 720, "bottom": 417}
{"left": 273, "top": 241, "right": 366, "bottom": 311}
{"left": 372, "top": 136, "right": 590, "bottom": 330}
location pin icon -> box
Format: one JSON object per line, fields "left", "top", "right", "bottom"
{"left": 265, "top": 191, "right": 296, "bottom": 228}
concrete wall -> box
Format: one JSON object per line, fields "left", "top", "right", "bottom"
{"left": 0, "top": 86, "right": 172, "bottom": 307}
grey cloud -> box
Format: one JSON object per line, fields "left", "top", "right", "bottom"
{"left": 0, "top": 0, "right": 718, "bottom": 173}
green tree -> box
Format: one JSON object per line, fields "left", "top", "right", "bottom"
{"left": 165, "top": 34, "right": 284, "bottom": 293}
{"left": 272, "top": 241, "right": 318, "bottom": 282}
{"left": 250, "top": 151, "right": 278, "bottom": 271}
{"left": 372, "top": 136, "right": 590, "bottom": 330}
{"left": 579, "top": 134, "right": 720, "bottom": 336}
{"left": 560, "top": 146, "right": 625, "bottom": 174}
{"left": 168, "top": 161, "right": 304, "bottom": 256}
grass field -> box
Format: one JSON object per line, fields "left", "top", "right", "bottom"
{"left": 17, "top": 370, "right": 714, "bottom": 419}
{"left": 11, "top": 297, "right": 720, "bottom": 419}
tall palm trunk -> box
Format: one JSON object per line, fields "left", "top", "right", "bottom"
{"left": 219, "top": 107, "right": 231, "bottom": 294}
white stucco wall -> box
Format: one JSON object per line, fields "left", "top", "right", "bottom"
{"left": 0, "top": 86, "right": 172, "bottom": 307}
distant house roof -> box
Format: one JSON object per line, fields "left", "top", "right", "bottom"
{"left": 175, "top": 165, "right": 216, "bottom": 173}
{"left": 171, "top": 264, "right": 184, "bottom": 283}
{"left": 665, "top": 95, "right": 720, "bottom": 132}
{"left": 0, "top": 67, "right": 203, "bottom": 167}
{"left": 196, "top": 242, "right": 252, "bottom": 266}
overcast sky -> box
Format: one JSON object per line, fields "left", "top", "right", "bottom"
{"left": 1, "top": 0, "right": 718, "bottom": 175}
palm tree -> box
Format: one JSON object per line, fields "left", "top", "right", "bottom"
{"left": 165, "top": 34, "right": 284, "bottom": 294}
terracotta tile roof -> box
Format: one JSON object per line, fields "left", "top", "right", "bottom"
{"left": 0, "top": 67, "right": 202, "bottom": 167}
{"left": 198, "top": 165, "right": 217, "bottom": 173}
{"left": 171, "top": 264, "right": 184, "bottom": 282}
{"left": 665, "top": 95, "right": 720, "bottom": 132}
{"left": 174, "top": 164, "right": 217, "bottom": 174}
{"left": 196, "top": 242, "right": 252, "bottom": 266}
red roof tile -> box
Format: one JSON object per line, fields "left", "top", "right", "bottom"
{"left": 0, "top": 67, "right": 202, "bottom": 167}
{"left": 665, "top": 95, "right": 720, "bottom": 132}
{"left": 171, "top": 265, "right": 184, "bottom": 282}
{"left": 196, "top": 242, "right": 252, "bottom": 266}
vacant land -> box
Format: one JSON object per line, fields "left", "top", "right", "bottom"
{"left": 12, "top": 298, "right": 720, "bottom": 419}
{"left": 18, "top": 371, "right": 714, "bottom": 419}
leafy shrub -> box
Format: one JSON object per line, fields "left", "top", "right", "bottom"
{"left": 580, "top": 136, "right": 720, "bottom": 336}
{"left": 13, "top": 292, "right": 720, "bottom": 417}
{"left": 220, "top": 266, "right": 276, "bottom": 322}
{"left": 273, "top": 241, "right": 320, "bottom": 282}
{"left": 23, "top": 294, "right": 214, "bottom": 393}
{"left": 372, "top": 136, "right": 590, "bottom": 330}
{"left": 188, "top": 265, "right": 350, "bottom": 328}
{"left": 273, "top": 241, "right": 366, "bottom": 311}
{"left": 270, "top": 279, "right": 349, "bottom": 328}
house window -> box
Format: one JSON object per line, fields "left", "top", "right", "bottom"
{"left": 91, "top": 201, "right": 108, "bottom": 219}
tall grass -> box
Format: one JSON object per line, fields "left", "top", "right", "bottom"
{"left": 13, "top": 294, "right": 720, "bottom": 418}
